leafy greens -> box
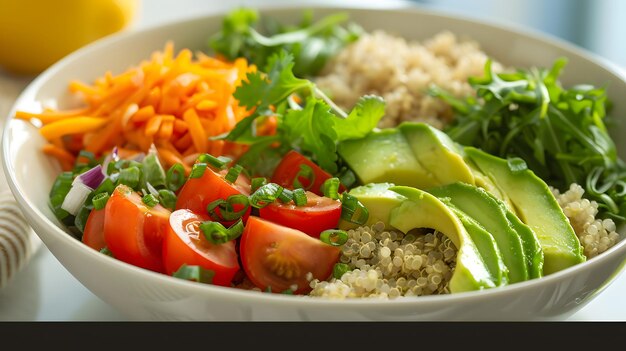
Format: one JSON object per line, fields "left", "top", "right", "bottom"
{"left": 431, "top": 58, "right": 626, "bottom": 222}
{"left": 209, "top": 8, "right": 362, "bottom": 78}
{"left": 215, "top": 50, "right": 385, "bottom": 178}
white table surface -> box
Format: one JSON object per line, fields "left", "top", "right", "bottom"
{"left": 1, "top": 0, "right": 625, "bottom": 322}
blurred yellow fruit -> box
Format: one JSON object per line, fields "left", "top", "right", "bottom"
{"left": 0, "top": 0, "right": 140, "bottom": 75}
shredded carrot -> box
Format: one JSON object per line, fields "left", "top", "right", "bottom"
{"left": 17, "top": 41, "right": 256, "bottom": 174}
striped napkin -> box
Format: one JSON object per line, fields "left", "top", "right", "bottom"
{"left": 0, "top": 71, "right": 41, "bottom": 289}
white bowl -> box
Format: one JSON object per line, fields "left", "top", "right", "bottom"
{"left": 4, "top": 4, "right": 626, "bottom": 321}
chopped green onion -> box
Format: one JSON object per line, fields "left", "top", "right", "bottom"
{"left": 189, "top": 163, "right": 208, "bottom": 179}
{"left": 166, "top": 163, "right": 186, "bottom": 192}
{"left": 142, "top": 193, "right": 159, "bottom": 207}
{"left": 336, "top": 167, "right": 356, "bottom": 189}
{"left": 74, "top": 205, "right": 92, "bottom": 236}
{"left": 100, "top": 247, "right": 114, "bottom": 257}
{"left": 206, "top": 195, "right": 250, "bottom": 222}
{"left": 292, "top": 188, "right": 307, "bottom": 206}
{"left": 197, "top": 153, "right": 232, "bottom": 170}
{"left": 251, "top": 177, "right": 268, "bottom": 192}
{"left": 92, "top": 192, "right": 110, "bottom": 210}
{"left": 158, "top": 189, "right": 177, "bottom": 210}
{"left": 321, "top": 177, "right": 340, "bottom": 200}
{"left": 49, "top": 171, "right": 74, "bottom": 220}
{"left": 141, "top": 152, "right": 167, "bottom": 189}
{"left": 332, "top": 263, "right": 350, "bottom": 279}
{"left": 292, "top": 164, "right": 315, "bottom": 190}
{"left": 249, "top": 183, "right": 284, "bottom": 208}
{"left": 117, "top": 166, "right": 141, "bottom": 189}
{"left": 172, "top": 264, "right": 215, "bottom": 284}
{"left": 225, "top": 164, "right": 243, "bottom": 183}
{"left": 340, "top": 193, "right": 369, "bottom": 225}
{"left": 281, "top": 289, "right": 294, "bottom": 295}
{"left": 93, "top": 177, "right": 115, "bottom": 196}
{"left": 199, "top": 219, "right": 244, "bottom": 245}
{"left": 320, "top": 229, "right": 348, "bottom": 246}
{"left": 278, "top": 188, "right": 293, "bottom": 203}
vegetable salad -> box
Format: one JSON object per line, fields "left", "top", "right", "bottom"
{"left": 20, "top": 8, "right": 623, "bottom": 297}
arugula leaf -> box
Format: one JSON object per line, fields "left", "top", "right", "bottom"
{"left": 432, "top": 57, "right": 626, "bottom": 222}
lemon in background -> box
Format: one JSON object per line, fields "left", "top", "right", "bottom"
{"left": 0, "top": 0, "right": 140, "bottom": 75}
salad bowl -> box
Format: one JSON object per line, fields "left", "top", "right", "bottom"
{"left": 3, "top": 4, "right": 626, "bottom": 321}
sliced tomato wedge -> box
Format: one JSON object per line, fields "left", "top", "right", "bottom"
{"left": 259, "top": 191, "right": 342, "bottom": 238}
{"left": 175, "top": 166, "right": 251, "bottom": 225}
{"left": 271, "top": 150, "right": 344, "bottom": 196}
{"left": 104, "top": 184, "right": 171, "bottom": 273}
{"left": 239, "top": 216, "right": 341, "bottom": 294}
{"left": 163, "top": 209, "right": 240, "bottom": 287}
{"left": 82, "top": 207, "right": 106, "bottom": 251}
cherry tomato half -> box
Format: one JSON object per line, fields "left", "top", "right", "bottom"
{"left": 163, "top": 209, "right": 240, "bottom": 287}
{"left": 175, "top": 166, "right": 251, "bottom": 225}
{"left": 239, "top": 216, "right": 341, "bottom": 294}
{"left": 104, "top": 184, "right": 171, "bottom": 273}
{"left": 259, "top": 191, "right": 342, "bottom": 238}
{"left": 271, "top": 150, "right": 343, "bottom": 196}
{"left": 82, "top": 207, "right": 106, "bottom": 251}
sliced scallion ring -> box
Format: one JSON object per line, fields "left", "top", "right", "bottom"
{"left": 340, "top": 193, "right": 369, "bottom": 225}
{"left": 321, "top": 177, "right": 340, "bottom": 200}
{"left": 166, "top": 163, "right": 186, "bottom": 192}
{"left": 189, "top": 163, "right": 208, "bottom": 179}
{"left": 206, "top": 194, "right": 250, "bottom": 222}
{"left": 293, "top": 164, "right": 315, "bottom": 190}
{"left": 320, "top": 229, "right": 348, "bottom": 246}
{"left": 92, "top": 192, "right": 110, "bottom": 210}
{"left": 249, "top": 183, "right": 285, "bottom": 208}
{"left": 292, "top": 188, "right": 307, "bottom": 206}
{"left": 225, "top": 164, "right": 243, "bottom": 183}
{"left": 199, "top": 219, "right": 244, "bottom": 245}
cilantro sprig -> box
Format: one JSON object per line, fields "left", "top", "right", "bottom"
{"left": 215, "top": 50, "right": 385, "bottom": 177}
{"left": 431, "top": 58, "right": 626, "bottom": 222}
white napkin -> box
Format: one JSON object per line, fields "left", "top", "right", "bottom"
{"left": 0, "top": 70, "right": 41, "bottom": 289}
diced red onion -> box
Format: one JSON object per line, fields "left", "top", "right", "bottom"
{"left": 73, "top": 164, "right": 105, "bottom": 189}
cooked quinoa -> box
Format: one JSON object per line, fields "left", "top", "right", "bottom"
{"left": 551, "top": 183, "right": 621, "bottom": 258}
{"left": 308, "top": 221, "right": 456, "bottom": 299}
{"left": 315, "top": 30, "right": 502, "bottom": 129}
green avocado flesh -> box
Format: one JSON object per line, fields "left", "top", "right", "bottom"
{"left": 337, "top": 122, "right": 474, "bottom": 189}
{"left": 338, "top": 182, "right": 405, "bottom": 230}
{"left": 388, "top": 186, "right": 502, "bottom": 293}
{"left": 464, "top": 147, "right": 585, "bottom": 275}
{"left": 429, "top": 182, "right": 543, "bottom": 282}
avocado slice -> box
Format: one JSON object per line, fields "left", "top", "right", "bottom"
{"left": 429, "top": 182, "right": 543, "bottom": 282}
{"left": 388, "top": 186, "right": 505, "bottom": 293}
{"left": 337, "top": 128, "right": 438, "bottom": 189}
{"left": 464, "top": 147, "right": 586, "bottom": 275}
{"left": 337, "top": 122, "right": 477, "bottom": 190}
{"left": 447, "top": 204, "right": 509, "bottom": 287}
{"left": 398, "top": 122, "right": 475, "bottom": 186}
{"left": 337, "top": 182, "right": 406, "bottom": 231}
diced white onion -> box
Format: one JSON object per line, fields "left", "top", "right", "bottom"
{"left": 61, "top": 182, "right": 93, "bottom": 216}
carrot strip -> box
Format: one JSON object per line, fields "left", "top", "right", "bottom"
{"left": 39, "top": 117, "right": 108, "bottom": 140}
{"left": 182, "top": 108, "right": 208, "bottom": 154}
{"left": 144, "top": 115, "right": 163, "bottom": 137}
